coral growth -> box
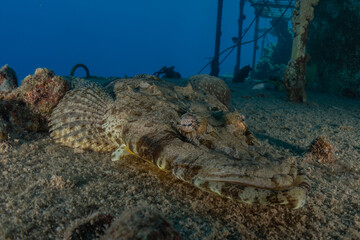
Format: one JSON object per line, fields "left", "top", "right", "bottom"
{"left": 250, "top": 53, "right": 288, "bottom": 89}
{"left": 269, "top": 17, "right": 293, "bottom": 65}
{"left": 307, "top": 136, "right": 335, "bottom": 163}
{"left": 21, "top": 68, "right": 69, "bottom": 119}
{"left": 284, "top": 58, "right": 307, "bottom": 102}
{"left": 307, "top": 0, "right": 360, "bottom": 97}
{"left": 1, "top": 68, "right": 69, "bottom": 121}
{"left": 0, "top": 68, "right": 69, "bottom": 133}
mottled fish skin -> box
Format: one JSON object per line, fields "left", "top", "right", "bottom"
{"left": 50, "top": 77, "right": 309, "bottom": 209}
{"left": 189, "top": 74, "right": 231, "bottom": 107}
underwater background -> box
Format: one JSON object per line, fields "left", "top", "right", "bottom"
{"left": 1, "top": 0, "right": 271, "bottom": 81}
{"left": 1, "top": 0, "right": 360, "bottom": 239}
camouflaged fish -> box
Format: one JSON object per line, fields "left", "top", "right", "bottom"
{"left": 49, "top": 74, "right": 310, "bottom": 209}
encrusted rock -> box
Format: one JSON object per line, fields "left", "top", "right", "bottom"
{"left": 0, "top": 115, "right": 8, "bottom": 141}
{"left": 64, "top": 213, "right": 114, "bottom": 240}
{"left": 0, "top": 100, "right": 43, "bottom": 133}
{"left": 19, "top": 68, "right": 69, "bottom": 120}
{"left": 0, "top": 141, "right": 11, "bottom": 154}
{"left": 0, "top": 68, "right": 69, "bottom": 131}
{"left": 101, "top": 206, "right": 181, "bottom": 240}
{"left": 0, "top": 64, "right": 17, "bottom": 92}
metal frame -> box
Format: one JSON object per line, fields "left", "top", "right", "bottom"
{"left": 210, "top": 0, "right": 295, "bottom": 76}
{"left": 248, "top": 0, "right": 295, "bottom": 19}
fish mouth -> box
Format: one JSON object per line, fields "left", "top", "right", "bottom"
{"left": 197, "top": 175, "right": 296, "bottom": 191}
{"left": 173, "top": 159, "right": 305, "bottom": 191}
{"left": 190, "top": 169, "right": 309, "bottom": 209}
{"left": 191, "top": 160, "right": 301, "bottom": 190}
{"left": 173, "top": 159, "right": 309, "bottom": 209}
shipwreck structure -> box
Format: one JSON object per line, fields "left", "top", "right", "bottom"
{"left": 210, "top": 0, "right": 296, "bottom": 82}
{"left": 247, "top": 0, "right": 295, "bottom": 68}
{"left": 210, "top": 0, "right": 321, "bottom": 102}
{"left": 284, "top": 0, "right": 320, "bottom": 102}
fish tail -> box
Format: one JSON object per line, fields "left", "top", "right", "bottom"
{"left": 49, "top": 87, "right": 117, "bottom": 152}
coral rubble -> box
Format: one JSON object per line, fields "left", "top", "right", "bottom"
{"left": 307, "top": 136, "right": 335, "bottom": 163}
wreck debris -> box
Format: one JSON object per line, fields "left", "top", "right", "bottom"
{"left": 153, "top": 66, "right": 181, "bottom": 79}
{"left": 70, "top": 63, "right": 91, "bottom": 78}
{"left": 233, "top": 65, "right": 251, "bottom": 83}
{"left": 233, "top": 0, "right": 246, "bottom": 82}
{"left": 284, "top": 0, "right": 320, "bottom": 102}
{"left": 210, "top": 0, "right": 224, "bottom": 77}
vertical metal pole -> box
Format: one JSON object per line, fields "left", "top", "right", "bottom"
{"left": 260, "top": 30, "right": 266, "bottom": 58}
{"left": 234, "top": 0, "right": 246, "bottom": 74}
{"left": 252, "top": 11, "right": 260, "bottom": 68}
{"left": 210, "top": 0, "right": 224, "bottom": 77}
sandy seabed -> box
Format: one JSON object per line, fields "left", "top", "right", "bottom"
{"left": 0, "top": 81, "right": 359, "bottom": 240}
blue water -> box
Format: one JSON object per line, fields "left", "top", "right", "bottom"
{"left": 0, "top": 0, "right": 272, "bottom": 81}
